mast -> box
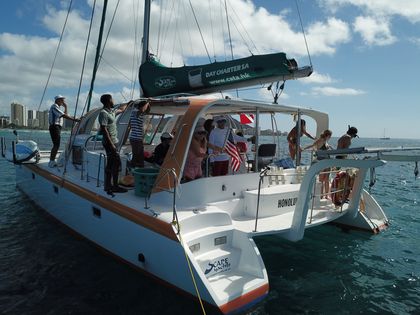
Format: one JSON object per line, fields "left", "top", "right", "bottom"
{"left": 86, "top": 0, "right": 108, "bottom": 112}
{"left": 140, "top": 0, "right": 151, "bottom": 97}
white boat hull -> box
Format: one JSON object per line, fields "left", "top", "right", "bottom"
{"left": 15, "top": 163, "right": 268, "bottom": 314}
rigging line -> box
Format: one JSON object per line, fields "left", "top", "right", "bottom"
{"left": 219, "top": 0, "right": 227, "bottom": 61}
{"left": 156, "top": 0, "right": 163, "bottom": 57}
{"left": 97, "top": 0, "right": 121, "bottom": 71}
{"left": 170, "top": 7, "right": 180, "bottom": 67}
{"left": 130, "top": 0, "right": 141, "bottom": 99}
{"left": 295, "top": 0, "right": 313, "bottom": 67}
{"left": 188, "top": 0, "right": 212, "bottom": 63}
{"left": 159, "top": 0, "right": 176, "bottom": 61}
{"left": 225, "top": 9, "right": 253, "bottom": 56}
{"left": 226, "top": 0, "right": 258, "bottom": 54}
{"left": 63, "top": 0, "right": 97, "bottom": 173}
{"left": 224, "top": 0, "right": 238, "bottom": 97}
{"left": 181, "top": 0, "right": 194, "bottom": 64}
{"left": 36, "top": 0, "right": 73, "bottom": 113}
{"left": 208, "top": 0, "right": 216, "bottom": 62}
{"left": 224, "top": 0, "right": 234, "bottom": 61}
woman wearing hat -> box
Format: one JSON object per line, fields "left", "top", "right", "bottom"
{"left": 336, "top": 126, "right": 358, "bottom": 159}
{"left": 183, "top": 125, "right": 209, "bottom": 182}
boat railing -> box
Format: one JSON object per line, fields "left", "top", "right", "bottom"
{"left": 150, "top": 167, "right": 180, "bottom": 233}
{"left": 253, "top": 160, "right": 383, "bottom": 234}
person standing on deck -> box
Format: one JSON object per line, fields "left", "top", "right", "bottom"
{"left": 98, "top": 94, "right": 131, "bottom": 194}
{"left": 336, "top": 126, "right": 358, "bottom": 159}
{"left": 287, "top": 119, "right": 315, "bottom": 163}
{"left": 48, "top": 95, "right": 80, "bottom": 168}
{"left": 129, "top": 100, "right": 150, "bottom": 168}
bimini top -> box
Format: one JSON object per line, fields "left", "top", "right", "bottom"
{"left": 152, "top": 96, "right": 328, "bottom": 192}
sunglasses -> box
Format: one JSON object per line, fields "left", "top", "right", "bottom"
{"left": 196, "top": 131, "right": 207, "bottom": 135}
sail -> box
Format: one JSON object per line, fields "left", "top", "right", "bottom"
{"left": 139, "top": 52, "right": 312, "bottom": 97}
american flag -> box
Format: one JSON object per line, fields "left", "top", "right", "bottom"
{"left": 225, "top": 131, "right": 242, "bottom": 172}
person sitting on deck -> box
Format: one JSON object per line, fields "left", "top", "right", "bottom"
{"left": 150, "top": 132, "right": 173, "bottom": 166}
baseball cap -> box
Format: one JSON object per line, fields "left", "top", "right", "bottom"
{"left": 54, "top": 95, "right": 65, "bottom": 101}
{"left": 215, "top": 116, "right": 227, "bottom": 123}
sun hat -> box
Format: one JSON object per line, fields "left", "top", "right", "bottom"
{"left": 54, "top": 95, "right": 65, "bottom": 101}
{"left": 161, "top": 132, "right": 173, "bottom": 139}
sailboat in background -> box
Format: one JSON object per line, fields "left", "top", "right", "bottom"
{"left": 380, "top": 129, "right": 390, "bottom": 140}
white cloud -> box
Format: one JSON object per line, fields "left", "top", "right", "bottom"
{"left": 309, "top": 86, "right": 366, "bottom": 96}
{"left": 0, "top": 0, "right": 355, "bottom": 113}
{"left": 305, "top": 18, "right": 351, "bottom": 55}
{"left": 409, "top": 37, "right": 420, "bottom": 47}
{"left": 319, "top": 0, "right": 420, "bottom": 23}
{"left": 301, "top": 71, "right": 335, "bottom": 84}
{"left": 353, "top": 16, "right": 396, "bottom": 46}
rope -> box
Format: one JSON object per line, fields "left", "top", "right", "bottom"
{"left": 173, "top": 221, "right": 207, "bottom": 315}
{"left": 208, "top": 0, "right": 216, "bottom": 62}
{"left": 225, "top": 0, "right": 257, "bottom": 55}
{"left": 188, "top": 0, "right": 212, "bottom": 63}
{"left": 295, "top": 0, "right": 313, "bottom": 68}
{"left": 224, "top": 0, "right": 238, "bottom": 98}
{"left": 63, "top": 0, "right": 97, "bottom": 174}
{"left": 35, "top": 0, "right": 73, "bottom": 113}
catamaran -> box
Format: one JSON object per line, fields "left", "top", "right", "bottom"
{"left": 3, "top": 1, "right": 420, "bottom": 314}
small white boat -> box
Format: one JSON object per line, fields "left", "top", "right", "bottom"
{"left": 5, "top": 140, "right": 40, "bottom": 164}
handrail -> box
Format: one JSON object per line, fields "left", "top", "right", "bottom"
{"left": 287, "top": 158, "right": 384, "bottom": 241}
{"left": 148, "top": 167, "right": 181, "bottom": 234}
{"left": 97, "top": 153, "right": 106, "bottom": 187}
{"left": 204, "top": 153, "right": 217, "bottom": 177}
{"left": 253, "top": 166, "right": 270, "bottom": 232}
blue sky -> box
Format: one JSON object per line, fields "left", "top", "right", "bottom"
{"left": 0, "top": 0, "right": 419, "bottom": 138}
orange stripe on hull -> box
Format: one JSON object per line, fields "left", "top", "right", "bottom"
{"left": 219, "top": 283, "right": 269, "bottom": 314}
{"left": 25, "top": 164, "right": 178, "bottom": 241}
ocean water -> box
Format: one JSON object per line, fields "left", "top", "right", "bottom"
{"left": 1, "top": 130, "right": 420, "bottom": 314}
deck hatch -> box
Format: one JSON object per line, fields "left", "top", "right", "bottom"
{"left": 214, "top": 236, "right": 227, "bottom": 246}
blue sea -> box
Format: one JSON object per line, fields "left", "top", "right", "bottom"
{"left": 1, "top": 129, "right": 419, "bottom": 314}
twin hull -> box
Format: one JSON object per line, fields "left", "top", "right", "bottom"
{"left": 15, "top": 164, "right": 268, "bottom": 313}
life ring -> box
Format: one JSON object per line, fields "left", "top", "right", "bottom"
{"left": 330, "top": 171, "right": 352, "bottom": 206}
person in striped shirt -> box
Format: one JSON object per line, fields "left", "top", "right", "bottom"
{"left": 129, "top": 100, "right": 150, "bottom": 168}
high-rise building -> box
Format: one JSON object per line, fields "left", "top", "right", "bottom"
{"left": 10, "top": 102, "right": 25, "bottom": 126}
{"left": 28, "top": 109, "right": 36, "bottom": 128}
{"left": 37, "top": 110, "right": 49, "bottom": 129}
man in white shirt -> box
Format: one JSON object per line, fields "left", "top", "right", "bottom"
{"left": 48, "top": 95, "right": 79, "bottom": 167}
